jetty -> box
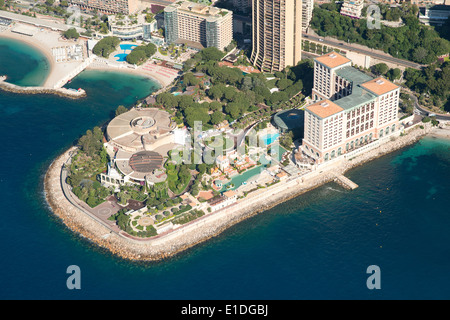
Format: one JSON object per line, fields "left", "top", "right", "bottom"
{"left": 334, "top": 174, "right": 359, "bottom": 190}
{"left": 0, "top": 75, "right": 86, "bottom": 99}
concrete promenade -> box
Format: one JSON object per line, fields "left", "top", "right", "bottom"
{"left": 44, "top": 122, "right": 435, "bottom": 261}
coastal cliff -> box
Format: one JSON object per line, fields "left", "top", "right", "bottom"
{"left": 44, "top": 123, "right": 436, "bottom": 262}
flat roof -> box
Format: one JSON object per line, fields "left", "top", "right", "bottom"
{"left": 335, "top": 66, "right": 373, "bottom": 85}
{"left": 315, "top": 51, "right": 351, "bottom": 69}
{"left": 306, "top": 100, "right": 344, "bottom": 119}
{"left": 334, "top": 86, "right": 376, "bottom": 110}
{"left": 361, "top": 77, "right": 399, "bottom": 96}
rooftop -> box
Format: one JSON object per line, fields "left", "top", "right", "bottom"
{"left": 315, "top": 51, "right": 351, "bottom": 69}
{"left": 167, "top": 1, "right": 230, "bottom": 18}
{"left": 361, "top": 77, "right": 399, "bottom": 96}
{"left": 129, "top": 151, "right": 163, "bottom": 173}
{"left": 306, "top": 100, "right": 344, "bottom": 119}
{"left": 335, "top": 66, "right": 372, "bottom": 85}
{"left": 223, "top": 190, "right": 237, "bottom": 198}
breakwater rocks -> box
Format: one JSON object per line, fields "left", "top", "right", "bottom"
{"left": 44, "top": 123, "right": 433, "bottom": 262}
{"left": 0, "top": 76, "right": 86, "bottom": 99}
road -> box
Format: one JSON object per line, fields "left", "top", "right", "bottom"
{"left": 402, "top": 88, "right": 450, "bottom": 120}
{"left": 302, "top": 33, "right": 423, "bottom": 70}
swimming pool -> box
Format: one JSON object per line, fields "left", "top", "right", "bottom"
{"left": 120, "top": 44, "right": 137, "bottom": 51}
{"left": 114, "top": 53, "right": 128, "bottom": 62}
{"left": 221, "top": 165, "right": 265, "bottom": 191}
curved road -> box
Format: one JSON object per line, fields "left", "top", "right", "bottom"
{"left": 303, "top": 33, "right": 423, "bottom": 70}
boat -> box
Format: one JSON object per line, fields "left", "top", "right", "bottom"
{"left": 242, "top": 181, "right": 247, "bottom": 185}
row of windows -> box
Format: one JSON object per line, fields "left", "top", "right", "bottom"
{"left": 347, "top": 103, "right": 375, "bottom": 119}
{"left": 347, "top": 111, "right": 374, "bottom": 128}
{"left": 346, "top": 121, "right": 373, "bottom": 138}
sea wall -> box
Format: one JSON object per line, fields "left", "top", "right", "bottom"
{"left": 44, "top": 122, "right": 433, "bottom": 262}
{"left": 0, "top": 76, "right": 86, "bottom": 99}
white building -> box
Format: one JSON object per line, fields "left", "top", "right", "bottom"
{"left": 208, "top": 190, "right": 237, "bottom": 212}
{"left": 302, "top": 0, "right": 314, "bottom": 31}
{"left": 340, "top": 0, "right": 364, "bottom": 19}
{"left": 108, "top": 14, "right": 158, "bottom": 41}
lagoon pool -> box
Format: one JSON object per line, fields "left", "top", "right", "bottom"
{"left": 221, "top": 165, "right": 266, "bottom": 191}
{"left": 120, "top": 44, "right": 137, "bottom": 51}
{"left": 114, "top": 53, "right": 128, "bottom": 62}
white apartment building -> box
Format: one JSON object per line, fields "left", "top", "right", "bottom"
{"left": 164, "top": 1, "right": 233, "bottom": 51}
{"left": 108, "top": 14, "right": 158, "bottom": 41}
{"left": 340, "top": 0, "right": 364, "bottom": 19}
{"left": 302, "top": 51, "right": 400, "bottom": 164}
{"left": 302, "top": 0, "right": 314, "bottom": 31}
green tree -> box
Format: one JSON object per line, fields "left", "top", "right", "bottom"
{"left": 198, "top": 47, "right": 225, "bottom": 61}
{"left": 372, "top": 63, "right": 389, "bottom": 75}
{"left": 92, "top": 37, "right": 120, "bottom": 58}
{"left": 210, "top": 111, "right": 225, "bottom": 125}
{"left": 63, "top": 28, "right": 79, "bottom": 39}
{"left": 115, "top": 105, "right": 128, "bottom": 116}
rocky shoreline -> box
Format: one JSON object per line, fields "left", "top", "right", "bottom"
{"left": 44, "top": 123, "right": 436, "bottom": 262}
{"left": 0, "top": 76, "right": 86, "bottom": 99}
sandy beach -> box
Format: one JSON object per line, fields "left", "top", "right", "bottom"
{"left": 0, "top": 27, "right": 178, "bottom": 90}
{"left": 43, "top": 121, "right": 441, "bottom": 262}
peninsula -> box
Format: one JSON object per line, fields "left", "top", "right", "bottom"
{"left": 2, "top": 0, "right": 449, "bottom": 261}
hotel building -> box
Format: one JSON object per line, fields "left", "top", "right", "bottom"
{"left": 164, "top": 1, "right": 233, "bottom": 51}
{"left": 250, "top": 0, "right": 302, "bottom": 72}
{"left": 340, "top": 0, "right": 364, "bottom": 19}
{"left": 301, "top": 51, "right": 400, "bottom": 164}
{"left": 68, "top": 0, "right": 139, "bottom": 14}
{"left": 107, "top": 14, "right": 158, "bottom": 40}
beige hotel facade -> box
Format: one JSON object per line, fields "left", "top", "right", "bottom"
{"left": 164, "top": 1, "right": 233, "bottom": 51}
{"left": 250, "top": 0, "right": 302, "bottom": 72}
{"left": 302, "top": 52, "right": 400, "bottom": 164}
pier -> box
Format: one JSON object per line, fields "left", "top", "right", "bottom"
{"left": 0, "top": 76, "right": 86, "bottom": 99}
{"left": 334, "top": 174, "right": 359, "bottom": 190}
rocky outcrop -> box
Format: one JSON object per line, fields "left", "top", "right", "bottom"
{"left": 0, "top": 76, "right": 86, "bottom": 99}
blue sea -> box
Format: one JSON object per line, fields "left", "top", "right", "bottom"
{"left": 1, "top": 37, "right": 450, "bottom": 300}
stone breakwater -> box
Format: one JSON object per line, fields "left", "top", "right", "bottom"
{"left": 0, "top": 76, "right": 86, "bottom": 99}
{"left": 44, "top": 123, "right": 433, "bottom": 262}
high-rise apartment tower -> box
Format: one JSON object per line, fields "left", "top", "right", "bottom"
{"left": 250, "top": 0, "right": 302, "bottom": 72}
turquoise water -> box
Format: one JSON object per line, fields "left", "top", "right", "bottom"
{"left": 114, "top": 53, "right": 128, "bottom": 62}
{"left": 2, "top": 38, "right": 450, "bottom": 299}
{"left": 0, "top": 37, "right": 50, "bottom": 86}
{"left": 221, "top": 165, "right": 266, "bottom": 191}
{"left": 120, "top": 44, "right": 137, "bottom": 51}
